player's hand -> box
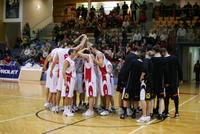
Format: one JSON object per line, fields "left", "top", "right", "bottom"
{"left": 179, "top": 80, "right": 183, "bottom": 84}
{"left": 42, "top": 67, "right": 46, "bottom": 72}
{"left": 50, "top": 71, "right": 53, "bottom": 78}
{"left": 140, "top": 76, "right": 144, "bottom": 82}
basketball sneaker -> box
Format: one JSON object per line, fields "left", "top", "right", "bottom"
{"left": 82, "top": 109, "right": 94, "bottom": 117}
{"left": 174, "top": 113, "right": 179, "bottom": 119}
{"left": 100, "top": 110, "right": 109, "bottom": 116}
{"left": 163, "top": 112, "right": 170, "bottom": 118}
{"left": 120, "top": 113, "right": 127, "bottom": 119}
{"left": 127, "top": 108, "right": 133, "bottom": 116}
{"left": 51, "top": 106, "right": 56, "bottom": 112}
{"left": 44, "top": 102, "right": 49, "bottom": 108}
{"left": 132, "top": 112, "right": 136, "bottom": 119}
{"left": 157, "top": 114, "right": 163, "bottom": 120}
{"left": 136, "top": 116, "right": 148, "bottom": 123}
{"left": 109, "top": 107, "right": 116, "bottom": 113}
{"left": 118, "top": 107, "right": 124, "bottom": 115}
{"left": 146, "top": 116, "right": 151, "bottom": 122}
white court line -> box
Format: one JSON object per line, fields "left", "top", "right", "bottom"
{"left": 0, "top": 95, "right": 44, "bottom": 100}
{"left": 0, "top": 110, "right": 47, "bottom": 123}
{"left": 128, "top": 95, "right": 198, "bottom": 134}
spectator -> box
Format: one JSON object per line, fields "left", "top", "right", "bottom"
{"left": 31, "top": 30, "right": 37, "bottom": 41}
{"left": 141, "top": 1, "right": 147, "bottom": 14}
{"left": 30, "top": 47, "right": 36, "bottom": 59}
{"left": 43, "top": 47, "right": 49, "bottom": 59}
{"left": 194, "top": 60, "right": 200, "bottom": 82}
{"left": 160, "top": 30, "right": 168, "bottom": 47}
{"left": 3, "top": 46, "right": 11, "bottom": 57}
{"left": 116, "top": 3, "right": 120, "bottom": 15}
{"left": 133, "top": 30, "right": 142, "bottom": 45}
{"left": 23, "top": 23, "right": 30, "bottom": 37}
{"left": 139, "top": 11, "right": 147, "bottom": 31}
{"left": 14, "top": 35, "right": 22, "bottom": 48}
{"left": 122, "top": 17, "right": 130, "bottom": 29}
{"left": 1, "top": 56, "right": 12, "bottom": 65}
{"left": 122, "top": 2, "right": 128, "bottom": 20}
{"left": 99, "top": 5, "right": 104, "bottom": 14}
{"left": 40, "top": 56, "right": 45, "bottom": 67}
{"left": 76, "top": 6, "right": 81, "bottom": 18}
{"left": 193, "top": 2, "right": 199, "bottom": 16}
{"left": 177, "top": 25, "right": 186, "bottom": 42}
{"left": 130, "top": 0, "right": 139, "bottom": 21}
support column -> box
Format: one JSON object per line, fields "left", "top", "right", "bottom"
{"left": 88, "top": 0, "right": 91, "bottom": 16}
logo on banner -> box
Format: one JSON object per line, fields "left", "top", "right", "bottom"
{"left": 0, "top": 66, "right": 21, "bottom": 79}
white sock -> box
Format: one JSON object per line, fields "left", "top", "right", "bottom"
{"left": 159, "top": 98, "right": 164, "bottom": 114}
{"left": 64, "top": 106, "right": 67, "bottom": 111}
{"left": 151, "top": 99, "right": 154, "bottom": 114}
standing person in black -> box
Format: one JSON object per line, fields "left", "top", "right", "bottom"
{"left": 151, "top": 45, "right": 167, "bottom": 120}
{"left": 122, "top": 2, "right": 128, "bottom": 20}
{"left": 130, "top": 0, "right": 139, "bottom": 21}
{"left": 120, "top": 54, "right": 145, "bottom": 119}
{"left": 138, "top": 51, "right": 154, "bottom": 122}
{"left": 161, "top": 48, "right": 183, "bottom": 119}
{"left": 116, "top": 3, "right": 120, "bottom": 15}
{"left": 117, "top": 48, "right": 143, "bottom": 117}
{"left": 194, "top": 60, "right": 200, "bottom": 82}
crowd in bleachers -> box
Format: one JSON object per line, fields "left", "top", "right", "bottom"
{"left": 1, "top": 1, "right": 200, "bottom": 69}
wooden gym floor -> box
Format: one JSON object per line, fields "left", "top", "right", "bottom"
{"left": 0, "top": 80, "right": 200, "bottom": 134}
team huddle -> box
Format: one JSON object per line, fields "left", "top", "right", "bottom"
{"left": 43, "top": 34, "right": 183, "bottom": 123}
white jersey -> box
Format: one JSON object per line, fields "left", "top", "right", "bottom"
{"left": 95, "top": 51, "right": 111, "bottom": 96}
{"left": 47, "top": 48, "right": 59, "bottom": 72}
{"left": 84, "top": 54, "right": 97, "bottom": 97}
{"left": 62, "top": 57, "right": 76, "bottom": 97}
{"left": 57, "top": 48, "right": 70, "bottom": 70}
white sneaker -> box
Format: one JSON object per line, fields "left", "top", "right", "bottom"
{"left": 59, "top": 107, "right": 64, "bottom": 111}
{"left": 100, "top": 110, "right": 109, "bottom": 116}
{"left": 118, "top": 108, "right": 124, "bottom": 115}
{"left": 82, "top": 109, "right": 94, "bottom": 116}
{"left": 51, "top": 106, "right": 56, "bottom": 112}
{"left": 136, "top": 116, "right": 148, "bottom": 123}
{"left": 63, "top": 110, "right": 68, "bottom": 116}
{"left": 127, "top": 108, "right": 133, "bottom": 116}
{"left": 55, "top": 106, "right": 59, "bottom": 113}
{"left": 66, "top": 110, "right": 74, "bottom": 117}
{"left": 146, "top": 116, "right": 151, "bottom": 122}
{"left": 44, "top": 102, "right": 49, "bottom": 108}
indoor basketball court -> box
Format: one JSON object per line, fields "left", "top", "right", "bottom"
{"left": 0, "top": 80, "right": 200, "bottom": 134}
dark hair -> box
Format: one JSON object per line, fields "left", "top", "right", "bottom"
{"left": 68, "top": 49, "right": 74, "bottom": 55}
{"left": 160, "top": 48, "right": 167, "bottom": 53}
{"left": 58, "top": 41, "right": 65, "bottom": 47}
{"left": 84, "top": 50, "right": 90, "bottom": 54}
{"left": 137, "top": 48, "right": 145, "bottom": 53}
{"left": 104, "top": 53, "right": 109, "bottom": 59}
{"left": 91, "top": 44, "right": 98, "bottom": 49}
{"left": 152, "top": 45, "right": 160, "bottom": 53}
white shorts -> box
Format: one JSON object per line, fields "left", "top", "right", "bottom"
{"left": 50, "top": 71, "right": 58, "bottom": 93}
{"left": 62, "top": 77, "right": 75, "bottom": 98}
{"left": 85, "top": 79, "right": 97, "bottom": 98}
{"left": 45, "top": 69, "right": 51, "bottom": 88}
{"left": 99, "top": 74, "right": 112, "bottom": 96}
{"left": 56, "top": 70, "right": 64, "bottom": 91}
{"left": 74, "top": 73, "right": 83, "bottom": 93}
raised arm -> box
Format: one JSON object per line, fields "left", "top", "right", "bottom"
{"left": 93, "top": 53, "right": 104, "bottom": 67}
{"left": 77, "top": 48, "right": 89, "bottom": 61}
{"left": 73, "top": 36, "right": 87, "bottom": 51}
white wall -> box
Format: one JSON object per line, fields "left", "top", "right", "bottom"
{"left": 22, "top": 0, "right": 53, "bottom": 31}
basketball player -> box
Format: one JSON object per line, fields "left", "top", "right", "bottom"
{"left": 77, "top": 48, "right": 97, "bottom": 116}
{"left": 160, "top": 48, "right": 183, "bottom": 119}
{"left": 74, "top": 56, "right": 85, "bottom": 110}
{"left": 50, "top": 35, "right": 87, "bottom": 113}
{"left": 62, "top": 49, "right": 77, "bottom": 117}
{"left": 91, "top": 45, "right": 111, "bottom": 116}
{"left": 120, "top": 55, "right": 144, "bottom": 119}
{"left": 137, "top": 51, "right": 154, "bottom": 122}
{"left": 43, "top": 44, "right": 64, "bottom": 110}
{"left": 151, "top": 45, "right": 167, "bottom": 120}
{"left": 118, "top": 48, "right": 144, "bottom": 117}
{"left": 105, "top": 53, "right": 116, "bottom": 113}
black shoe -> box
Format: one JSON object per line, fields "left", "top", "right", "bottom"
{"left": 153, "top": 108, "right": 158, "bottom": 115}
{"left": 174, "top": 113, "right": 179, "bottom": 119}
{"left": 150, "top": 113, "right": 153, "bottom": 118}
{"left": 83, "top": 103, "right": 87, "bottom": 109}
{"left": 109, "top": 107, "right": 116, "bottom": 113}
{"left": 132, "top": 113, "right": 136, "bottom": 119}
{"left": 157, "top": 114, "right": 163, "bottom": 120}
{"left": 120, "top": 113, "right": 127, "bottom": 119}
{"left": 163, "top": 112, "right": 170, "bottom": 118}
